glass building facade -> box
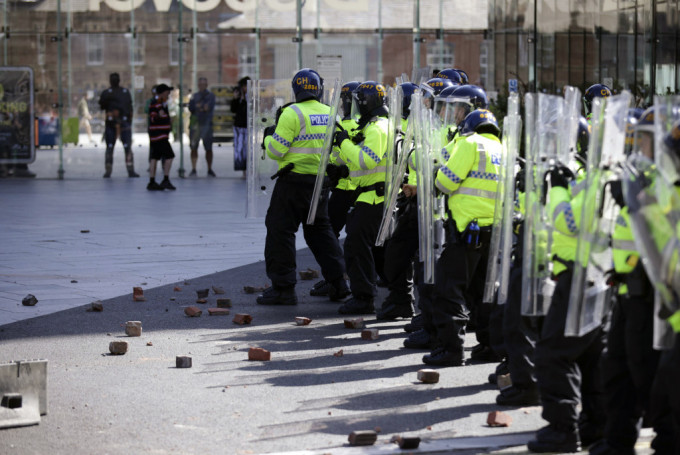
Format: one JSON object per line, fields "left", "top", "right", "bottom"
{"left": 488, "top": 0, "right": 680, "bottom": 104}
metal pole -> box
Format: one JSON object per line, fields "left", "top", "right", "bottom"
{"left": 439, "top": 0, "right": 444, "bottom": 69}
{"left": 130, "top": 0, "right": 135, "bottom": 113}
{"left": 255, "top": 0, "right": 260, "bottom": 80}
{"left": 296, "top": 0, "right": 303, "bottom": 68}
{"left": 413, "top": 0, "right": 421, "bottom": 72}
{"left": 2, "top": 0, "right": 6, "bottom": 65}
{"left": 316, "top": 0, "right": 321, "bottom": 58}
{"left": 192, "top": 0, "right": 197, "bottom": 92}
{"left": 178, "top": 0, "right": 185, "bottom": 177}
{"left": 67, "top": 0, "right": 72, "bottom": 113}
{"left": 57, "top": 0, "right": 64, "bottom": 179}
{"left": 377, "top": 0, "right": 383, "bottom": 83}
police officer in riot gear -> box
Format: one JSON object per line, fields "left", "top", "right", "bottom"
{"left": 333, "top": 81, "right": 390, "bottom": 315}
{"left": 257, "top": 69, "right": 350, "bottom": 306}
{"left": 98, "top": 72, "right": 139, "bottom": 178}
{"left": 423, "top": 109, "right": 502, "bottom": 366}
{"left": 583, "top": 84, "right": 612, "bottom": 119}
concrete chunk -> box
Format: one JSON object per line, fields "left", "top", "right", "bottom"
{"left": 417, "top": 369, "right": 440, "bottom": 384}
{"left": 348, "top": 430, "right": 377, "bottom": 446}
{"left": 344, "top": 318, "right": 364, "bottom": 329}
{"left": 233, "top": 314, "right": 252, "bottom": 325}
{"left": 216, "top": 298, "right": 232, "bottom": 308}
{"left": 295, "top": 317, "right": 312, "bottom": 326}
{"left": 109, "top": 341, "right": 128, "bottom": 355}
{"left": 361, "top": 329, "right": 379, "bottom": 340}
{"left": 212, "top": 285, "right": 225, "bottom": 295}
{"left": 196, "top": 298, "right": 208, "bottom": 304}
{"left": 125, "top": 321, "right": 142, "bottom": 337}
{"left": 196, "top": 289, "right": 210, "bottom": 299}
{"left": 132, "top": 287, "right": 146, "bottom": 302}
{"left": 22, "top": 294, "right": 38, "bottom": 306}
{"left": 176, "top": 356, "right": 192, "bottom": 368}
{"left": 208, "top": 308, "right": 230, "bottom": 316}
{"left": 184, "top": 306, "right": 202, "bottom": 317}
{"left": 87, "top": 301, "right": 103, "bottom": 312}
{"left": 248, "top": 347, "right": 271, "bottom": 361}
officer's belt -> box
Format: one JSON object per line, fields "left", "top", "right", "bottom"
{"left": 353, "top": 182, "right": 385, "bottom": 199}
{"left": 278, "top": 171, "right": 324, "bottom": 187}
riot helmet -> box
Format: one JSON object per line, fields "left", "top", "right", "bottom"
{"left": 420, "top": 77, "right": 455, "bottom": 109}
{"left": 399, "top": 82, "right": 419, "bottom": 120}
{"left": 292, "top": 68, "right": 323, "bottom": 103}
{"left": 435, "top": 69, "right": 464, "bottom": 86}
{"left": 583, "top": 83, "right": 612, "bottom": 116}
{"left": 453, "top": 68, "right": 469, "bottom": 85}
{"left": 350, "top": 81, "right": 387, "bottom": 122}
{"left": 460, "top": 109, "right": 500, "bottom": 137}
{"left": 340, "top": 81, "right": 360, "bottom": 119}
{"left": 437, "top": 84, "right": 488, "bottom": 128}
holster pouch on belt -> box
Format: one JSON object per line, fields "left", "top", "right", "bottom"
{"left": 353, "top": 182, "right": 385, "bottom": 200}
{"left": 444, "top": 218, "right": 460, "bottom": 246}
{"left": 462, "top": 219, "right": 481, "bottom": 250}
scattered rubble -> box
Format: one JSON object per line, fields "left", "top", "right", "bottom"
{"left": 233, "top": 314, "right": 252, "bottom": 325}
{"left": 80, "top": 229, "right": 90, "bottom": 233}
{"left": 361, "top": 329, "right": 379, "bottom": 340}
{"left": 348, "top": 430, "right": 377, "bottom": 446}
{"left": 146, "top": 341, "right": 153, "bottom": 346}
{"left": 125, "top": 321, "right": 142, "bottom": 337}
{"left": 173, "top": 286, "right": 182, "bottom": 292}
{"left": 243, "top": 285, "right": 266, "bottom": 294}
{"left": 109, "top": 341, "right": 128, "bottom": 355}
{"left": 333, "top": 349, "right": 344, "bottom": 357}
{"left": 248, "top": 347, "right": 271, "bottom": 361}
{"left": 212, "top": 286, "right": 225, "bottom": 295}
{"left": 196, "top": 289, "right": 209, "bottom": 299}
{"left": 132, "top": 287, "right": 146, "bottom": 302}
{"left": 184, "top": 306, "right": 202, "bottom": 317}
{"left": 216, "top": 298, "right": 232, "bottom": 308}
{"left": 86, "top": 301, "right": 103, "bottom": 312}
{"left": 487, "top": 411, "right": 513, "bottom": 427}
{"left": 344, "top": 318, "right": 364, "bottom": 329}
{"left": 417, "top": 369, "right": 440, "bottom": 384}
{"left": 22, "top": 294, "right": 38, "bottom": 306}
{"left": 208, "top": 308, "right": 230, "bottom": 316}
{"left": 295, "top": 317, "right": 312, "bottom": 326}
{"left": 196, "top": 298, "right": 208, "bottom": 304}
{"left": 298, "top": 268, "right": 319, "bottom": 280}
{"left": 393, "top": 436, "right": 421, "bottom": 449}
{"left": 176, "top": 356, "right": 192, "bottom": 368}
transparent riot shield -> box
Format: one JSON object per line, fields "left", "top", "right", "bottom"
{"left": 484, "top": 92, "right": 521, "bottom": 304}
{"left": 521, "top": 93, "right": 567, "bottom": 315}
{"left": 654, "top": 292, "right": 676, "bottom": 350}
{"left": 246, "top": 79, "right": 293, "bottom": 218}
{"left": 623, "top": 156, "right": 680, "bottom": 349}
{"left": 306, "top": 78, "right": 341, "bottom": 225}
{"left": 566, "top": 92, "right": 632, "bottom": 337}
{"left": 376, "top": 85, "right": 405, "bottom": 246}
{"left": 654, "top": 95, "right": 680, "bottom": 188}
{"left": 559, "top": 86, "right": 582, "bottom": 162}
{"left": 412, "top": 66, "right": 432, "bottom": 85}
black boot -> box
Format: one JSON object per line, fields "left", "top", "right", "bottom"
{"left": 328, "top": 278, "right": 351, "bottom": 301}
{"left": 256, "top": 286, "right": 298, "bottom": 306}
{"left": 496, "top": 384, "right": 540, "bottom": 406}
{"left": 309, "top": 280, "right": 329, "bottom": 297}
{"left": 403, "top": 329, "right": 435, "bottom": 350}
{"left": 527, "top": 425, "right": 580, "bottom": 453}
{"left": 338, "top": 297, "right": 374, "bottom": 315}
{"left": 422, "top": 346, "right": 465, "bottom": 367}
{"left": 376, "top": 299, "right": 415, "bottom": 320}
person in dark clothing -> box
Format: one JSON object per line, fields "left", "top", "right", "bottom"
{"left": 98, "top": 72, "right": 139, "bottom": 178}
{"left": 189, "top": 77, "right": 216, "bottom": 177}
{"left": 146, "top": 83, "right": 176, "bottom": 191}
{"left": 230, "top": 76, "right": 250, "bottom": 179}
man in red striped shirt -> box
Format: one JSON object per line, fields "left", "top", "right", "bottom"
{"left": 147, "top": 83, "right": 176, "bottom": 191}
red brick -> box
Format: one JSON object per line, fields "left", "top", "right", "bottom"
{"left": 109, "top": 341, "right": 128, "bottom": 355}
{"left": 184, "top": 306, "right": 202, "bottom": 317}
{"left": 133, "top": 287, "right": 146, "bottom": 302}
{"left": 299, "top": 268, "right": 319, "bottom": 280}
{"left": 125, "top": 321, "right": 142, "bottom": 337}
{"left": 196, "top": 298, "right": 208, "bottom": 304}
{"left": 196, "top": 289, "right": 209, "bottom": 299}
{"left": 361, "top": 329, "right": 379, "bottom": 340}
{"left": 216, "top": 298, "right": 232, "bottom": 308}
{"left": 208, "top": 308, "right": 230, "bottom": 316}
{"left": 487, "top": 411, "right": 513, "bottom": 427}
{"left": 173, "top": 286, "right": 182, "bottom": 292}
{"left": 233, "top": 314, "right": 252, "bottom": 325}
{"left": 333, "top": 349, "right": 344, "bottom": 357}
{"left": 344, "top": 318, "right": 364, "bottom": 329}
{"left": 243, "top": 285, "right": 265, "bottom": 294}
{"left": 248, "top": 347, "right": 271, "bottom": 361}
{"left": 417, "top": 369, "right": 440, "bottom": 384}
{"left": 295, "top": 317, "right": 312, "bottom": 326}
{"left": 212, "top": 285, "right": 225, "bottom": 295}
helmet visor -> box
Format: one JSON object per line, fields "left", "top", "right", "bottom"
{"left": 632, "top": 126, "right": 655, "bottom": 159}
{"left": 442, "top": 97, "right": 473, "bottom": 128}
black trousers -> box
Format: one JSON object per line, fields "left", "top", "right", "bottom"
{"left": 344, "top": 202, "right": 383, "bottom": 300}
{"left": 431, "top": 239, "right": 489, "bottom": 354}
{"left": 502, "top": 264, "right": 539, "bottom": 388}
{"left": 382, "top": 198, "right": 419, "bottom": 305}
{"left": 601, "top": 293, "right": 659, "bottom": 449}
{"left": 264, "top": 176, "right": 345, "bottom": 289}
{"left": 650, "top": 333, "right": 680, "bottom": 454}
{"left": 534, "top": 270, "right": 606, "bottom": 431}
{"left": 328, "top": 187, "right": 356, "bottom": 237}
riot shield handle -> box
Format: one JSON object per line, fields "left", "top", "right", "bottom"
{"left": 271, "top": 163, "right": 294, "bottom": 180}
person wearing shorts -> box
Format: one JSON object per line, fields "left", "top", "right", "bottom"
{"left": 147, "top": 83, "right": 177, "bottom": 191}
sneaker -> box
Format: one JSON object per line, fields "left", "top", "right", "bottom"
{"left": 310, "top": 280, "right": 330, "bottom": 297}
{"left": 189, "top": 169, "right": 197, "bottom": 177}
{"left": 207, "top": 169, "right": 216, "bottom": 177}
{"left": 147, "top": 181, "right": 164, "bottom": 191}
{"left": 160, "top": 179, "right": 176, "bottom": 191}
{"left": 376, "top": 301, "right": 415, "bottom": 320}
{"left": 403, "top": 329, "right": 435, "bottom": 350}
{"left": 496, "top": 384, "right": 540, "bottom": 406}
{"left": 527, "top": 425, "right": 580, "bottom": 453}
{"left": 338, "top": 297, "right": 374, "bottom": 315}
{"left": 404, "top": 313, "right": 424, "bottom": 333}
{"left": 256, "top": 287, "right": 298, "bottom": 305}
{"left": 328, "top": 279, "right": 351, "bottom": 301}
{"left": 422, "top": 347, "right": 465, "bottom": 367}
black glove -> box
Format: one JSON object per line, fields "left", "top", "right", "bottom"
{"left": 548, "top": 166, "right": 574, "bottom": 189}
{"left": 326, "top": 163, "right": 349, "bottom": 183}
{"left": 351, "top": 132, "right": 366, "bottom": 144}
{"left": 263, "top": 125, "right": 276, "bottom": 138}
{"left": 609, "top": 179, "right": 626, "bottom": 208}
{"left": 515, "top": 168, "right": 526, "bottom": 193}
{"left": 333, "top": 129, "right": 350, "bottom": 148}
